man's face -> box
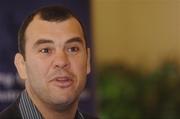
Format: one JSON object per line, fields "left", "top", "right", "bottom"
{"left": 15, "top": 16, "right": 90, "bottom": 109}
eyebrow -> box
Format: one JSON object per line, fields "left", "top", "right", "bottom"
{"left": 33, "top": 39, "right": 54, "bottom": 49}
{"left": 65, "top": 37, "right": 84, "bottom": 45}
{"left": 32, "top": 37, "right": 84, "bottom": 49}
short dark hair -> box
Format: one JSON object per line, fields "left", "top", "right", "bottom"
{"left": 18, "top": 5, "right": 87, "bottom": 57}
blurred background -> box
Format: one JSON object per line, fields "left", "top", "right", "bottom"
{"left": 1, "top": 0, "right": 180, "bottom": 119}
{"left": 92, "top": 0, "right": 180, "bottom": 119}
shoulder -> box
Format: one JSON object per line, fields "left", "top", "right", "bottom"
{"left": 82, "top": 112, "right": 99, "bottom": 119}
{"left": 0, "top": 101, "right": 22, "bottom": 119}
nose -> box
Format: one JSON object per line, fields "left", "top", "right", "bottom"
{"left": 53, "top": 50, "right": 70, "bottom": 69}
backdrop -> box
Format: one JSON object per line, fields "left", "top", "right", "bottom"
{"left": 0, "top": 0, "right": 96, "bottom": 115}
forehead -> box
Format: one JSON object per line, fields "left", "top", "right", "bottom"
{"left": 25, "top": 15, "right": 85, "bottom": 45}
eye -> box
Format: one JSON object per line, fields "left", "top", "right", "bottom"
{"left": 67, "top": 47, "right": 80, "bottom": 54}
{"left": 40, "top": 48, "right": 51, "bottom": 54}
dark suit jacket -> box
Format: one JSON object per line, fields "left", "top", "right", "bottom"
{"left": 0, "top": 99, "right": 99, "bottom": 119}
{"left": 0, "top": 99, "right": 22, "bottom": 119}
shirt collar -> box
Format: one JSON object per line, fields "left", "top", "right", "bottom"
{"left": 19, "top": 90, "right": 43, "bottom": 119}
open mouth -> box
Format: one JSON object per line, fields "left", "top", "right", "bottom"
{"left": 52, "top": 77, "right": 73, "bottom": 88}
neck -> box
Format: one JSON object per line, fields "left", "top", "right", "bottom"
{"left": 42, "top": 106, "right": 77, "bottom": 119}
{"left": 38, "top": 102, "right": 78, "bottom": 119}
{"left": 26, "top": 87, "right": 79, "bottom": 119}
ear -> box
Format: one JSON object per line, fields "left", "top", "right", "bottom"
{"left": 14, "top": 53, "right": 27, "bottom": 80}
{"left": 86, "top": 48, "right": 91, "bottom": 74}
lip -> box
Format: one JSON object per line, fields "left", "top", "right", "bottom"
{"left": 51, "top": 76, "right": 73, "bottom": 88}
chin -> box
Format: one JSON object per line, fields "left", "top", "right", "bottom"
{"left": 52, "top": 100, "right": 75, "bottom": 111}
{"left": 51, "top": 96, "right": 77, "bottom": 110}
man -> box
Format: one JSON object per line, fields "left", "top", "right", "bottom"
{"left": 0, "top": 5, "right": 98, "bottom": 119}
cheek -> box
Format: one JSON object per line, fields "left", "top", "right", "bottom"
{"left": 25, "top": 58, "right": 49, "bottom": 81}
{"left": 70, "top": 57, "right": 88, "bottom": 79}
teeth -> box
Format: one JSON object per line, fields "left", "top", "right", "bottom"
{"left": 55, "top": 77, "right": 71, "bottom": 82}
{"left": 53, "top": 77, "right": 73, "bottom": 88}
